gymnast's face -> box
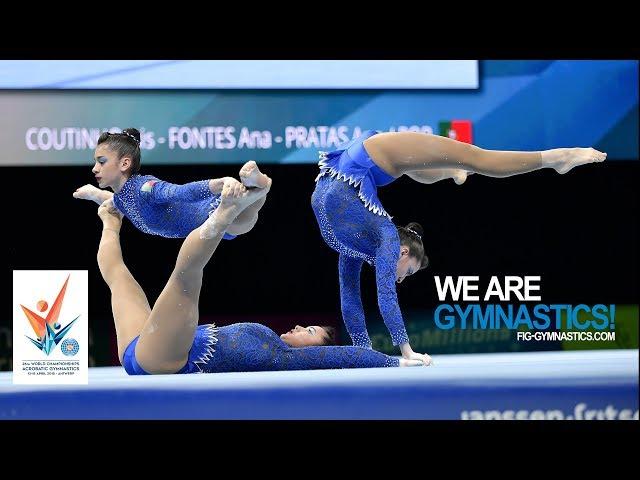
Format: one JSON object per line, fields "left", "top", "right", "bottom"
{"left": 280, "top": 325, "right": 329, "bottom": 347}
{"left": 92, "top": 145, "right": 130, "bottom": 190}
{"left": 396, "top": 246, "right": 420, "bottom": 284}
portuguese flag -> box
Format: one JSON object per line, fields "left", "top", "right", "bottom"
{"left": 439, "top": 120, "right": 473, "bottom": 144}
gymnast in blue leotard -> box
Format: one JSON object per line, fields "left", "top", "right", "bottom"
{"left": 311, "top": 129, "right": 607, "bottom": 365}
{"left": 73, "top": 128, "right": 271, "bottom": 240}
{"left": 96, "top": 180, "right": 424, "bottom": 375}
{"left": 123, "top": 322, "right": 402, "bottom": 375}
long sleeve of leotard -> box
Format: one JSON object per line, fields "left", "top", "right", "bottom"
{"left": 197, "top": 323, "right": 399, "bottom": 373}
{"left": 143, "top": 178, "right": 213, "bottom": 204}
{"left": 111, "top": 174, "right": 237, "bottom": 239}
{"left": 276, "top": 344, "right": 399, "bottom": 370}
{"left": 338, "top": 253, "right": 373, "bottom": 349}
{"left": 374, "top": 228, "right": 410, "bottom": 347}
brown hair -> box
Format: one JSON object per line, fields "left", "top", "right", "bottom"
{"left": 97, "top": 128, "right": 142, "bottom": 175}
{"left": 320, "top": 326, "right": 337, "bottom": 345}
{"left": 397, "top": 222, "right": 429, "bottom": 270}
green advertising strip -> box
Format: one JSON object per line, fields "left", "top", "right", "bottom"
{"left": 352, "top": 306, "right": 637, "bottom": 355}
{"left": 561, "top": 304, "right": 638, "bottom": 350}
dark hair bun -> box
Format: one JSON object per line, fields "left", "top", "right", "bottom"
{"left": 122, "top": 128, "right": 141, "bottom": 143}
{"left": 405, "top": 222, "right": 424, "bottom": 237}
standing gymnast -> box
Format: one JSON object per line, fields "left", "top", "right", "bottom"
{"left": 311, "top": 129, "right": 606, "bottom": 365}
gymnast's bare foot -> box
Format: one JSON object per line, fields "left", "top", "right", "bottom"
{"left": 73, "top": 184, "right": 113, "bottom": 204}
{"left": 200, "top": 178, "right": 269, "bottom": 239}
{"left": 452, "top": 169, "right": 473, "bottom": 185}
{"left": 240, "top": 160, "right": 271, "bottom": 189}
{"left": 97, "top": 199, "right": 123, "bottom": 231}
{"left": 542, "top": 147, "right": 607, "bottom": 174}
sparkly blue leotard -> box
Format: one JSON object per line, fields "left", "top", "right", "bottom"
{"left": 311, "top": 130, "right": 410, "bottom": 349}
{"left": 112, "top": 175, "right": 235, "bottom": 240}
{"left": 122, "top": 322, "right": 399, "bottom": 375}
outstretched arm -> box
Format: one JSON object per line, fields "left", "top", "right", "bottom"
{"left": 278, "top": 345, "right": 400, "bottom": 370}
{"left": 374, "top": 230, "right": 410, "bottom": 347}
{"left": 374, "top": 229, "right": 432, "bottom": 366}
{"left": 144, "top": 178, "right": 216, "bottom": 204}
{"left": 339, "top": 254, "right": 372, "bottom": 349}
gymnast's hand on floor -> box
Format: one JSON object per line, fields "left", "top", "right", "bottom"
{"left": 410, "top": 352, "right": 433, "bottom": 366}
{"left": 400, "top": 357, "right": 430, "bottom": 367}
{"left": 400, "top": 345, "right": 433, "bottom": 366}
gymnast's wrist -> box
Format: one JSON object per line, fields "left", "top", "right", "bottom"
{"left": 102, "top": 227, "right": 120, "bottom": 234}
{"left": 399, "top": 342, "right": 413, "bottom": 357}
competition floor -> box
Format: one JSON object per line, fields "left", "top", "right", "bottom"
{"left": 1, "top": 350, "right": 637, "bottom": 420}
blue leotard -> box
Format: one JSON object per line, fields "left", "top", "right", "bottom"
{"left": 122, "top": 322, "right": 399, "bottom": 375}
{"left": 112, "top": 174, "right": 235, "bottom": 240}
{"left": 311, "top": 130, "right": 410, "bottom": 349}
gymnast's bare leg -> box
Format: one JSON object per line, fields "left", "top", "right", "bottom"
{"left": 362, "top": 132, "right": 606, "bottom": 179}
{"left": 96, "top": 179, "right": 269, "bottom": 373}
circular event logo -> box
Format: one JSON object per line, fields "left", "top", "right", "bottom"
{"left": 61, "top": 338, "right": 80, "bottom": 356}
